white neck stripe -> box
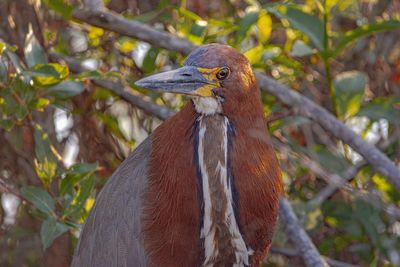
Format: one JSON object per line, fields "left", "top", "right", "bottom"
{"left": 197, "top": 116, "right": 253, "bottom": 267}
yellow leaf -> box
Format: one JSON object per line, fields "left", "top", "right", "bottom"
{"left": 117, "top": 38, "right": 136, "bottom": 53}
{"left": 32, "top": 63, "right": 69, "bottom": 87}
{"left": 325, "top": 216, "right": 338, "bottom": 227}
{"left": 0, "top": 42, "right": 5, "bottom": 54}
{"left": 244, "top": 44, "right": 264, "bottom": 65}
{"left": 88, "top": 26, "right": 104, "bottom": 39}
{"left": 372, "top": 174, "right": 392, "bottom": 194}
{"left": 257, "top": 10, "right": 272, "bottom": 43}
{"left": 85, "top": 197, "right": 95, "bottom": 212}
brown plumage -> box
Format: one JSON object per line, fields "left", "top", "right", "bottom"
{"left": 72, "top": 44, "right": 283, "bottom": 267}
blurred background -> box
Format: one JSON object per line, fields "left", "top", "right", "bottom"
{"left": 0, "top": 0, "right": 399, "bottom": 266}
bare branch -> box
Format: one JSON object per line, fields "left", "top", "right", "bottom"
{"left": 0, "top": 176, "right": 29, "bottom": 203}
{"left": 94, "top": 80, "right": 175, "bottom": 121}
{"left": 271, "top": 247, "right": 358, "bottom": 267}
{"left": 72, "top": 8, "right": 195, "bottom": 55}
{"left": 84, "top": 0, "right": 104, "bottom": 11}
{"left": 279, "top": 198, "right": 330, "bottom": 267}
{"left": 71, "top": 7, "right": 400, "bottom": 191}
{"left": 309, "top": 160, "right": 363, "bottom": 207}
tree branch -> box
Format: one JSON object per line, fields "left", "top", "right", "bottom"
{"left": 279, "top": 198, "right": 330, "bottom": 267}
{"left": 271, "top": 247, "right": 358, "bottom": 267}
{"left": 94, "top": 80, "right": 174, "bottom": 121}
{"left": 71, "top": 7, "right": 400, "bottom": 192}
{"left": 72, "top": 8, "right": 195, "bottom": 55}
{"left": 0, "top": 176, "right": 29, "bottom": 203}
{"left": 84, "top": 0, "right": 104, "bottom": 11}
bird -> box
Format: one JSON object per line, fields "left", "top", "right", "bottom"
{"left": 72, "top": 43, "right": 283, "bottom": 267}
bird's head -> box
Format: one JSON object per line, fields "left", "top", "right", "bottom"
{"left": 135, "top": 43, "right": 259, "bottom": 116}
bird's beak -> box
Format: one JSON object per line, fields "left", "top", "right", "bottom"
{"left": 135, "top": 66, "right": 220, "bottom": 97}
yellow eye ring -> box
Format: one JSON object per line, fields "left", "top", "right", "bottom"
{"left": 216, "top": 67, "right": 230, "bottom": 80}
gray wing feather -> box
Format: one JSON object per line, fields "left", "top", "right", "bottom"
{"left": 72, "top": 137, "right": 151, "bottom": 267}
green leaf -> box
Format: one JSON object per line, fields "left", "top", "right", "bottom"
{"left": 24, "top": 27, "right": 47, "bottom": 68}
{"left": 21, "top": 186, "right": 55, "bottom": 215}
{"left": 291, "top": 40, "right": 314, "bottom": 57}
{"left": 0, "top": 57, "right": 7, "bottom": 82}
{"left": 40, "top": 217, "right": 70, "bottom": 249}
{"left": 268, "top": 116, "right": 310, "bottom": 133}
{"left": 33, "top": 124, "right": 57, "bottom": 184}
{"left": 68, "top": 163, "right": 98, "bottom": 175}
{"left": 29, "top": 63, "right": 69, "bottom": 86}
{"left": 133, "top": 8, "right": 168, "bottom": 23}
{"left": 60, "top": 163, "right": 98, "bottom": 196}
{"left": 15, "top": 105, "right": 29, "bottom": 121}
{"left": 0, "top": 119, "right": 14, "bottom": 131}
{"left": 93, "top": 87, "right": 113, "bottom": 100}
{"left": 63, "top": 175, "right": 95, "bottom": 217}
{"left": 73, "top": 70, "right": 102, "bottom": 80}
{"left": 238, "top": 11, "right": 259, "bottom": 42}
{"left": 312, "top": 145, "right": 349, "bottom": 174}
{"left": 30, "top": 98, "right": 50, "bottom": 111}
{"left": 142, "top": 47, "right": 160, "bottom": 73}
{"left": 332, "top": 20, "right": 400, "bottom": 58}
{"left": 35, "top": 158, "right": 58, "bottom": 185}
{"left": 96, "top": 112, "right": 133, "bottom": 144}
{"left": 334, "top": 71, "right": 368, "bottom": 119}
{"left": 45, "top": 81, "right": 85, "bottom": 98}
{"left": 178, "top": 7, "right": 203, "bottom": 21}
{"left": 356, "top": 96, "right": 400, "bottom": 123}
{"left": 190, "top": 21, "right": 206, "bottom": 37}
{"left": 6, "top": 51, "right": 24, "bottom": 74}
{"left": 268, "top": 6, "right": 324, "bottom": 51}
{"left": 42, "top": 0, "right": 73, "bottom": 19}
{"left": 34, "top": 124, "right": 56, "bottom": 163}
{"left": 60, "top": 173, "right": 89, "bottom": 197}
{"left": 15, "top": 77, "right": 35, "bottom": 104}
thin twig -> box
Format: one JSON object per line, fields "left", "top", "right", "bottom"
{"left": 308, "top": 132, "right": 399, "bottom": 207}
{"left": 0, "top": 176, "right": 29, "bottom": 203}
{"left": 274, "top": 137, "right": 400, "bottom": 219}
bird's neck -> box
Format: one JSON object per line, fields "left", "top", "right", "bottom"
{"left": 193, "top": 114, "right": 252, "bottom": 266}
{"left": 223, "top": 84, "right": 266, "bottom": 128}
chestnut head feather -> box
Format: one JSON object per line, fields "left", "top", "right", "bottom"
{"left": 135, "top": 43, "right": 261, "bottom": 117}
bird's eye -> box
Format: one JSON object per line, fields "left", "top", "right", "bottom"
{"left": 216, "top": 67, "right": 230, "bottom": 80}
